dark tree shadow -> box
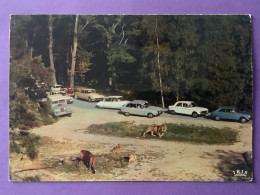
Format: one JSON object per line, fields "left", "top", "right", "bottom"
{"left": 201, "top": 150, "right": 253, "bottom": 181}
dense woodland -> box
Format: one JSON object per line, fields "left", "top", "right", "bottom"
{"left": 10, "top": 15, "right": 252, "bottom": 111}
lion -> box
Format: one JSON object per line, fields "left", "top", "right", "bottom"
{"left": 76, "top": 150, "right": 96, "bottom": 174}
{"left": 110, "top": 144, "right": 124, "bottom": 154}
{"left": 127, "top": 153, "right": 137, "bottom": 163}
{"left": 143, "top": 124, "right": 167, "bottom": 138}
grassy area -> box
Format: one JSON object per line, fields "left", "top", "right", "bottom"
{"left": 87, "top": 122, "right": 238, "bottom": 145}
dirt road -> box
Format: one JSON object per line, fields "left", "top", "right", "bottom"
{"left": 21, "top": 103, "right": 252, "bottom": 181}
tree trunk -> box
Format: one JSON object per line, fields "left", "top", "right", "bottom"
{"left": 70, "top": 15, "right": 79, "bottom": 90}
{"left": 156, "top": 18, "right": 165, "bottom": 108}
{"left": 48, "top": 15, "right": 57, "bottom": 85}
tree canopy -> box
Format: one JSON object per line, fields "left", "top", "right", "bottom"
{"left": 10, "top": 15, "right": 252, "bottom": 110}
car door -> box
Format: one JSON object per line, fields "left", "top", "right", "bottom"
{"left": 134, "top": 103, "right": 147, "bottom": 116}
{"left": 225, "top": 108, "right": 238, "bottom": 120}
{"left": 103, "top": 98, "right": 112, "bottom": 108}
{"left": 182, "top": 103, "right": 190, "bottom": 115}
{"left": 218, "top": 108, "right": 228, "bottom": 119}
{"left": 174, "top": 103, "right": 183, "bottom": 114}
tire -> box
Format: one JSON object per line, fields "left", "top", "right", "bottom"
{"left": 240, "top": 117, "right": 247, "bottom": 123}
{"left": 68, "top": 113, "right": 72, "bottom": 117}
{"left": 192, "top": 112, "right": 198, "bottom": 118}
{"left": 124, "top": 112, "right": 130, "bottom": 117}
{"left": 215, "top": 115, "right": 221, "bottom": 121}
{"left": 147, "top": 113, "right": 154, "bottom": 118}
{"left": 88, "top": 97, "right": 92, "bottom": 102}
{"left": 170, "top": 110, "right": 176, "bottom": 115}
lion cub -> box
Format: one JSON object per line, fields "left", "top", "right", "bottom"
{"left": 143, "top": 124, "right": 167, "bottom": 138}
{"left": 110, "top": 144, "right": 124, "bottom": 154}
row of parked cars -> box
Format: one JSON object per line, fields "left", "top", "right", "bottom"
{"left": 47, "top": 85, "right": 252, "bottom": 123}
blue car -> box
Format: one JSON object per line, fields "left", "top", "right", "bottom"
{"left": 210, "top": 106, "right": 251, "bottom": 123}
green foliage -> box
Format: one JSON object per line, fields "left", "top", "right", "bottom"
{"left": 10, "top": 130, "right": 41, "bottom": 160}
{"left": 88, "top": 122, "right": 238, "bottom": 145}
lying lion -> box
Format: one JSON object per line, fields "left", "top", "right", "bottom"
{"left": 143, "top": 124, "right": 167, "bottom": 138}
{"left": 110, "top": 144, "right": 124, "bottom": 154}
{"left": 127, "top": 153, "right": 137, "bottom": 163}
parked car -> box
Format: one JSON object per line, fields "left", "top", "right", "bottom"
{"left": 51, "top": 84, "right": 64, "bottom": 92}
{"left": 63, "top": 87, "right": 75, "bottom": 97}
{"left": 48, "top": 91, "right": 74, "bottom": 104}
{"left": 96, "top": 96, "right": 130, "bottom": 109}
{"left": 210, "top": 106, "right": 252, "bottom": 123}
{"left": 121, "top": 100, "right": 163, "bottom": 118}
{"left": 47, "top": 95, "right": 72, "bottom": 117}
{"left": 168, "top": 101, "right": 208, "bottom": 118}
{"left": 75, "top": 88, "right": 104, "bottom": 102}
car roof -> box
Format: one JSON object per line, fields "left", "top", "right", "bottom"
{"left": 176, "top": 101, "right": 194, "bottom": 104}
{"left": 129, "top": 100, "right": 148, "bottom": 104}
{"left": 218, "top": 106, "right": 237, "bottom": 109}
{"left": 105, "top": 96, "right": 123, "bottom": 98}
{"left": 48, "top": 94, "right": 66, "bottom": 101}
{"left": 82, "top": 88, "right": 95, "bottom": 91}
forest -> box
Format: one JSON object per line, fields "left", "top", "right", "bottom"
{"left": 10, "top": 15, "right": 252, "bottom": 110}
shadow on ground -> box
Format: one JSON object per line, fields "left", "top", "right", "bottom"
{"left": 201, "top": 149, "right": 253, "bottom": 181}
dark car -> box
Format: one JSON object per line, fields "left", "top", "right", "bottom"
{"left": 210, "top": 106, "right": 252, "bottom": 123}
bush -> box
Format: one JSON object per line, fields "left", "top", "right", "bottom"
{"left": 9, "top": 130, "right": 41, "bottom": 160}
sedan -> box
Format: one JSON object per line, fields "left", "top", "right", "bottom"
{"left": 210, "top": 106, "right": 252, "bottom": 123}
{"left": 96, "top": 96, "right": 130, "bottom": 109}
{"left": 121, "top": 100, "right": 163, "bottom": 118}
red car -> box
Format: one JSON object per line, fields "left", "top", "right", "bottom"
{"left": 62, "top": 87, "right": 75, "bottom": 97}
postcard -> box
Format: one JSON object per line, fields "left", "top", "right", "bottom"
{"left": 9, "top": 15, "right": 252, "bottom": 182}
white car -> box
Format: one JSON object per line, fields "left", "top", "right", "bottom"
{"left": 51, "top": 84, "right": 64, "bottom": 92}
{"left": 96, "top": 96, "right": 130, "bottom": 109}
{"left": 48, "top": 91, "right": 74, "bottom": 104}
{"left": 168, "top": 101, "right": 208, "bottom": 118}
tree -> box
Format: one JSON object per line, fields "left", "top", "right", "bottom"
{"left": 141, "top": 16, "right": 170, "bottom": 108}
{"left": 48, "top": 15, "right": 57, "bottom": 85}
{"left": 69, "top": 15, "right": 79, "bottom": 90}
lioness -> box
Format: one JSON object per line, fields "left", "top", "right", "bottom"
{"left": 143, "top": 124, "right": 167, "bottom": 138}
{"left": 127, "top": 153, "right": 137, "bottom": 163}
{"left": 110, "top": 144, "right": 124, "bottom": 154}
{"left": 76, "top": 150, "right": 96, "bottom": 174}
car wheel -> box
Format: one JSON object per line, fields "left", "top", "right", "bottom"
{"left": 88, "top": 97, "right": 92, "bottom": 102}
{"left": 124, "top": 112, "right": 130, "bottom": 117}
{"left": 147, "top": 113, "right": 154, "bottom": 118}
{"left": 240, "top": 117, "right": 247, "bottom": 123}
{"left": 192, "top": 112, "right": 198, "bottom": 118}
{"left": 170, "top": 110, "right": 176, "bottom": 115}
{"left": 68, "top": 113, "right": 72, "bottom": 117}
{"left": 215, "top": 115, "right": 221, "bottom": 121}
